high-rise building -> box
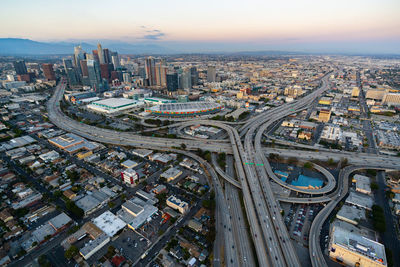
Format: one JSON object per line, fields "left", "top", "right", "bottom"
{"left": 100, "top": 63, "right": 110, "bottom": 81}
{"left": 190, "top": 66, "right": 198, "bottom": 86}
{"left": 155, "top": 62, "right": 167, "bottom": 87}
{"left": 62, "top": 59, "right": 74, "bottom": 71}
{"left": 103, "top": 48, "right": 111, "bottom": 64}
{"left": 87, "top": 59, "right": 102, "bottom": 91}
{"left": 207, "top": 65, "right": 216, "bottom": 83}
{"left": 180, "top": 68, "right": 192, "bottom": 90}
{"left": 42, "top": 63, "right": 56, "bottom": 80}
{"left": 166, "top": 72, "right": 178, "bottom": 92}
{"left": 145, "top": 57, "right": 157, "bottom": 86}
{"left": 111, "top": 52, "right": 120, "bottom": 70}
{"left": 73, "top": 45, "right": 85, "bottom": 70}
{"left": 13, "top": 60, "right": 28, "bottom": 75}
{"left": 123, "top": 72, "right": 131, "bottom": 83}
{"left": 97, "top": 43, "right": 105, "bottom": 64}
{"left": 80, "top": 60, "right": 89, "bottom": 77}
{"left": 92, "top": 50, "right": 100, "bottom": 63}
{"left": 66, "top": 68, "right": 79, "bottom": 86}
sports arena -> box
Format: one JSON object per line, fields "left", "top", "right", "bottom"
{"left": 146, "top": 101, "right": 223, "bottom": 117}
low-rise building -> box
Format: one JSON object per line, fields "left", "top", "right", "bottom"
{"left": 38, "top": 150, "right": 60, "bottom": 162}
{"left": 121, "top": 168, "right": 139, "bottom": 186}
{"left": 118, "top": 197, "right": 158, "bottom": 230}
{"left": 75, "top": 195, "right": 102, "bottom": 216}
{"left": 121, "top": 159, "right": 138, "bottom": 169}
{"left": 345, "top": 191, "right": 374, "bottom": 210}
{"left": 92, "top": 211, "right": 126, "bottom": 237}
{"left": 336, "top": 205, "right": 366, "bottom": 225}
{"left": 80, "top": 232, "right": 110, "bottom": 260}
{"left": 353, "top": 174, "right": 372, "bottom": 195}
{"left": 166, "top": 195, "right": 189, "bottom": 214}
{"left": 188, "top": 219, "right": 203, "bottom": 232}
{"left": 161, "top": 167, "right": 182, "bottom": 182}
{"left": 329, "top": 221, "right": 387, "bottom": 267}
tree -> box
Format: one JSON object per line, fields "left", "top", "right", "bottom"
{"left": 38, "top": 255, "right": 51, "bottom": 267}
{"left": 65, "top": 170, "right": 79, "bottom": 183}
{"left": 370, "top": 182, "right": 379, "bottom": 191}
{"left": 65, "top": 200, "right": 84, "bottom": 218}
{"left": 386, "top": 191, "right": 395, "bottom": 199}
{"left": 366, "top": 169, "right": 377, "bottom": 176}
{"left": 180, "top": 143, "right": 187, "bottom": 150}
{"left": 54, "top": 190, "right": 62, "bottom": 198}
{"left": 303, "top": 162, "right": 313, "bottom": 169}
{"left": 371, "top": 205, "right": 386, "bottom": 233}
{"left": 64, "top": 245, "right": 78, "bottom": 259}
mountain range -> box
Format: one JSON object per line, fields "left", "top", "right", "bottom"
{"left": 0, "top": 38, "right": 172, "bottom": 55}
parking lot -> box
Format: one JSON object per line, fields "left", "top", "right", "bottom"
{"left": 285, "top": 204, "right": 322, "bottom": 246}
{"left": 111, "top": 228, "right": 150, "bottom": 262}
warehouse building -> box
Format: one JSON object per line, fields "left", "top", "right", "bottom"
{"left": 87, "top": 98, "right": 144, "bottom": 114}
{"left": 336, "top": 205, "right": 366, "bottom": 225}
{"left": 353, "top": 174, "right": 372, "bottom": 195}
{"left": 49, "top": 133, "right": 100, "bottom": 153}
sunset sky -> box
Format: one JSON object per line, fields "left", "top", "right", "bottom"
{"left": 1, "top": 0, "right": 400, "bottom": 53}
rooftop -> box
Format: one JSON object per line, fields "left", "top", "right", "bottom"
{"left": 353, "top": 174, "right": 371, "bottom": 194}
{"left": 336, "top": 205, "right": 366, "bottom": 225}
{"left": 80, "top": 233, "right": 110, "bottom": 258}
{"left": 345, "top": 191, "right": 374, "bottom": 210}
{"left": 91, "top": 98, "right": 138, "bottom": 108}
{"left": 48, "top": 212, "right": 72, "bottom": 230}
{"left": 332, "top": 222, "right": 386, "bottom": 265}
{"left": 149, "top": 101, "right": 223, "bottom": 114}
{"left": 92, "top": 211, "right": 126, "bottom": 237}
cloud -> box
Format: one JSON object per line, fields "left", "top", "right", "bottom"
{"left": 143, "top": 29, "right": 165, "bottom": 40}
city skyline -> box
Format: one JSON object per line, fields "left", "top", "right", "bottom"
{"left": 1, "top": 0, "right": 400, "bottom": 53}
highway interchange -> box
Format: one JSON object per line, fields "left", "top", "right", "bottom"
{"left": 47, "top": 73, "right": 400, "bottom": 266}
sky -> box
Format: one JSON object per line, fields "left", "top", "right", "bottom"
{"left": 1, "top": 0, "right": 400, "bottom": 53}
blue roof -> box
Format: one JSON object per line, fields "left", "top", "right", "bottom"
{"left": 291, "top": 175, "right": 323, "bottom": 188}
{"left": 274, "top": 170, "right": 289, "bottom": 178}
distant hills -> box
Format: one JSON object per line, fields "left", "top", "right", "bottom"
{"left": 1, "top": 38, "right": 399, "bottom": 57}
{"left": 0, "top": 38, "right": 172, "bottom": 55}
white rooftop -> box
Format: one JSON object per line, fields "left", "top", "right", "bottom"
{"left": 92, "top": 98, "right": 137, "bottom": 108}
{"left": 345, "top": 191, "right": 374, "bottom": 210}
{"left": 92, "top": 211, "right": 126, "bottom": 237}
{"left": 332, "top": 222, "right": 386, "bottom": 265}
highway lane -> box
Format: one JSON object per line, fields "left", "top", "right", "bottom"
{"left": 48, "top": 74, "right": 335, "bottom": 267}
{"left": 166, "top": 149, "right": 240, "bottom": 267}
{"left": 47, "top": 81, "right": 232, "bottom": 154}
{"left": 245, "top": 73, "right": 333, "bottom": 266}
{"left": 211, "top": 154, "right": 242, "bottom": 189}
{"left": 225, "top": 154, "right": 255, "bottom": 267}
{"left": 263, "top": 148, "right": 400, "bottom": 166}
{"left": 49, "top": 82, "right": 270, "bottom": 266}
{"left": 215, "top": 154, "right": 256, "bottom": 267}
{"left": 47, "top": 85, "right": 240, "bottom": 267}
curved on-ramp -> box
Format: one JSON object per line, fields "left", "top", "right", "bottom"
{"left": 309, "top": 165, "right": 400, "bottom": 267}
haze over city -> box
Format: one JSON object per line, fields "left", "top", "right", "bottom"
{"left": 1, "top": 0, "right": 400, "bottom": 53}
